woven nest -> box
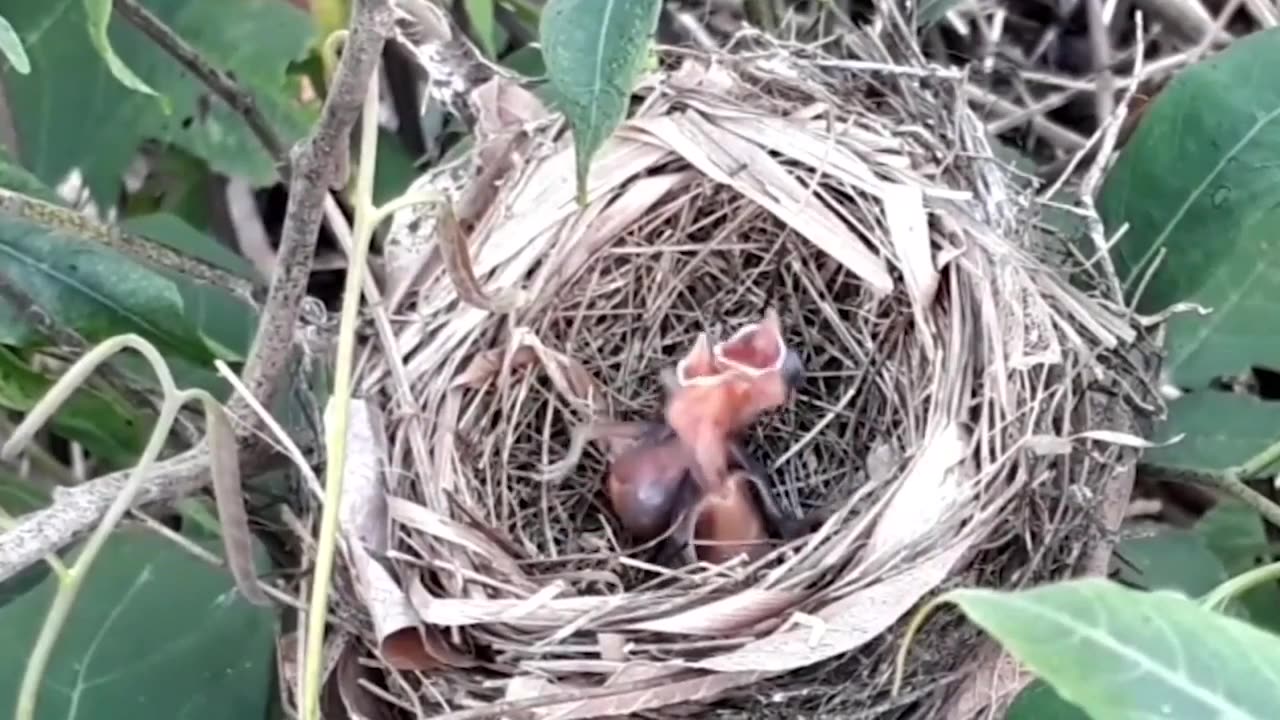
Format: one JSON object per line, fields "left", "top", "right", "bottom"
{"left": 346, "top": 18, "right": 1157, "bottom": 720}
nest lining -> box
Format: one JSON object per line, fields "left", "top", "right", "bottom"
{"left": 350, "top": 21, "right": 1154, "bottom": 720}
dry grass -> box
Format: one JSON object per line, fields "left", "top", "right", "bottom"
{"left": 328, "top": 9, "right": 1161, "bottom": 719}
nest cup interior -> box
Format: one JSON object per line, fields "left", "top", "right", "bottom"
{"left": 457, "top": 179, "right": 898, "bottom": 588}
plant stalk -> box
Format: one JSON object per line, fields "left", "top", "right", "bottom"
{"left": 298, "top": 58, "right": 382, "bottom": 720}
{"left": 9, "top": 335, "right": 183, "bottom": 720}
{"left": 1203, "top": 559, "right": 1280, "bottom": 612}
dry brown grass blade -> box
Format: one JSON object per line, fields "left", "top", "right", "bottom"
{"left": 534, "top": 665, "right": 773, "bottom": 720}
{"left": 628, "top": 113, "right": 894, "bottom": 294}
{"left": 438, "top": 203, "right": 523, "bottom": 313}
{"left": 691, "top": 540, "right": 970, "bottom": 674}
{"left": 864, "top": 422, "right": 973, "bottom": 561}
{"left": 332, "top": 640, "right": 397, "bottom": 720}
{"left": 338, "top": 400, "right": 466, "bottom": 670}
{"left": 881, "top": 183, "right": 940, "bottom": 351}
{"left": 624, "top": 588, "right": 804, "bottom": 636}
{"left": 409, "top": 579, "right": 669, "bottom": 628}
{"left": 388, "top": 496, "right": 526, "bottom": 580}
{"left": 206, "top": 403, "right": 269, "bottom": 606}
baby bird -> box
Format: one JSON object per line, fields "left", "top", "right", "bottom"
{"left": 690, "top": 467, "right": 773, "bottom": 564}
{"left": 664, "top": 308, "right": 803, "bottom": 496}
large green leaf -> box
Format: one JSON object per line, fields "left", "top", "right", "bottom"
{"left": 0, "top": 527, "right": 278, "bottom": 719}
{"left": 0, "top": 346, "right": 151, "bottom": 468}
{"left": 1005, "top": 680, "right": 1090, "bottom": 720}
{"left": 85, "top": 0, "right": 163, "bottom": 101}
{"left": 539, "top": 0, "right": 661, "bottom": 204}
{"left": 465, "top": 0, "right": 499, "bottom": 58}
{"left": 1112, "top": 526, "right": 1229, "bottom": 598}
{"left": 0, "top": 471, "right": 51, "bottom": 518}
{"left": 0, "top": 13, "right": 30, "bottom": 74}
{"left": 0, "top": 208, "right": 236, "bottom": 365}
{"left": 0, "top": 147, "right": 62, "bottom": 205}
{"left": 940, "top": 579, "right": 1280, "bottom": 719}
{"left": 122, "top": 213, "right": 259, "bottom": 362}
{"left": 372, "top": 129, "right": 419, "bottom": 207}
{"left": 2, "top": 0, "right": 315, "bottom": 204}
{"left": 1196, "top": 501, "right": 1280, "bottom": 633}
{"left": 0, "top": 472, "right": 54, "bottom": 610}
{"left": 1143, "top": 390, "right": 1280, "bottom": 474}
{"left": 1098, "top": 28, "right": 1280, "bottom": 386}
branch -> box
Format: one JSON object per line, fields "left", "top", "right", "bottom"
{"left": 0, "top": 0, "right": 395, "bottom": 580}
{"left": 229, "top": 0, "right": 395, "bottom": 451}
{"left": 114, "top": 0, "right": 290, "bottom": 169}
{"left": 0, "top": 448, "right": 209, "bottom": 582}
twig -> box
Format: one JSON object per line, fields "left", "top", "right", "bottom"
{"left": 1207, "top": 472, "right": 1280, "bottom": 530}
{"left": 228, "top": 0, "right": 396, "bottom": 452}
{"left": 1083, "top": 0, "right": 1115, "bottom": 125}
{"left": 114, "top": 0, "right": 289, "bottom": 168}
{"left": 964, "top": 83, "right": 1088, "bottom": 152}
{"left": 0, "top": 447, "right": 206, "bottom": 582}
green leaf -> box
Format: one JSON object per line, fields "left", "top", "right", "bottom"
{"left": 1005, "top": 680, "right": 1090, "bottom": 720}
{"left": 3, "top": 0, "right": 316, "bottom": 204}
{"left": 466, "top": 0, "right": 499, "bottom": 58}
{"left": 373, "top": 129, "right": 419, "bottom": 207}
{"left": 941, "top": 578, "right": 1280, "bottom": 719}
{"left": 0, "top": 470, "right": 51, "bottom": 518}
{"left": 0, "top": 346, "right": 151, "bottom": 468}
{"left": 539, "top": 0, "right": 661, "bottom": 205}
{"left": 122, "top": 212, "right": 257, "bottom": 281}
{"left": 0, "top": 148, "right": 62, "bottom": 205}
{"left": 0, "top": 210, "right": 227, "bottom": 366}
{"left": 1098, "top": 28, "right": 1280, "bottom": 386}
{"left": 1112, "top": 526, "right": 1229, "bottom": 597}
{"left": 1196, "top": 501, "right": 1280, "bottom": 632}
{"left": 84, "top": 0, "right": 163, "bottom": 102}
{"left": 0, "top": 13, "right": 30, "bottom": 74}
{"left": 121, "top": 213, "right": 259, "bottom": 362}
{"left": 0, "top": 471, "right": 54, "bottom": 610}
{"left": 0, "top": 526, "right": 278, "bottom": 719}
{"left": 502, "top": 44, "right": 546, "bottom": 78}
{"left": 1143, "top": 390, "right": 1280, "bottom": 474}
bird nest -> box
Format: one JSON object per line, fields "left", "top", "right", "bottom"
{"left": 339, "top": 21, "right": 1156, "bottom": 720}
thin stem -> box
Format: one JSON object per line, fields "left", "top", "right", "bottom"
{"left": 1202, "top": 559, "right": 1280, "bottom": 611}
{"left": 1238, "top": 437, "right": 1280, "bottom": 480}
{"left": 1215, "top": 471, "right": 1280, "bottom": 529}
{"left": 16, "top": 397, "right": 179, "bottom": 720}
{"left": 114, "top": 0, "right": 288, "bottom": 168}
{"left": 298, "top": 65, "right": 381, "bottom": 720}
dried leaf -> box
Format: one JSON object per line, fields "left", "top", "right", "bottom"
{"left": 864, "top": 422, "right": 973, "bottom": 559}
{"left": 388, "top": 497, "right": 526, "bottom": 580}
{"left": 881, "top": 183, "right": 939, "bottom": 351}
{"left": 631, "top": 113, "right": 894, "bottom": 294}
{"left": 471, "top": 75, "right": 551, "bottom": 137}
{"left": 690, "top": 541, "right": 970, "bottom": 673}
{"left": 339, "top": 401, "right": 469, "bottom": 670}
{"left": 439, "top": 203, "right": 525, "bottom": 313}
{"left": 333, "top": 642, "right": 396, "bottom": 720}
{"left": 206, "top": 401, "right": 270, "bottom": 606}
{"left": 537, "top": 666, "right": 770, "bottom": 720}
{"left": 625, "top": 588, "right": 803, "bottom": 636}
{"left": 409, "top": 579, "right": 645, "bottom": 628}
